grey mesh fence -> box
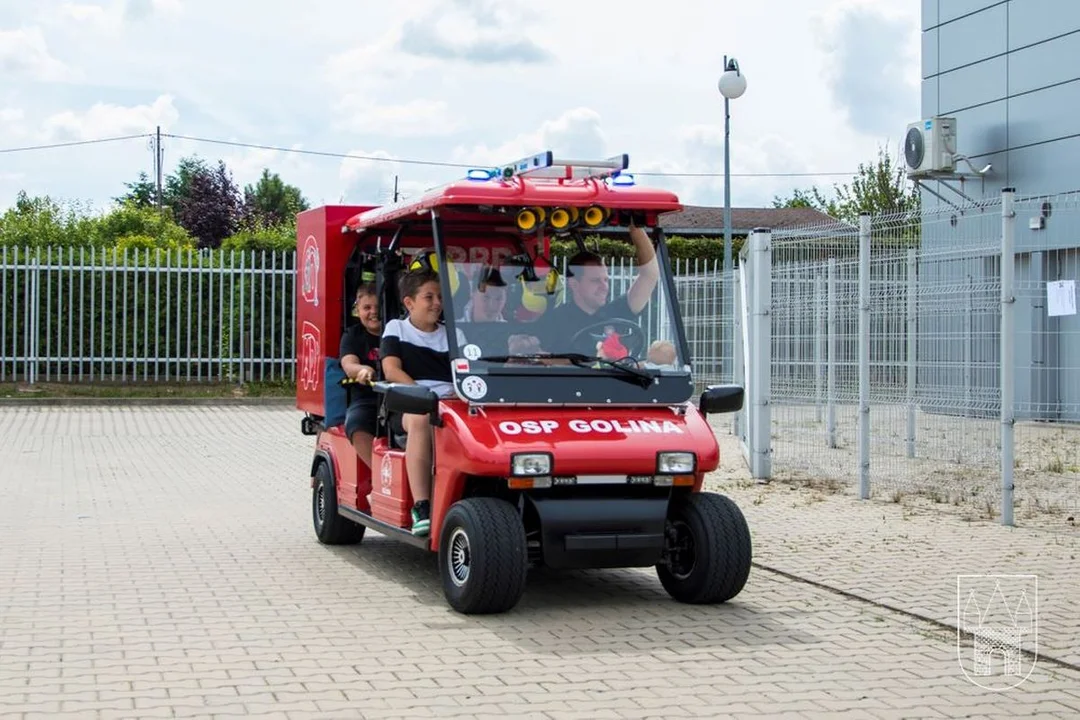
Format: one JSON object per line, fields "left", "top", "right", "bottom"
{"left": 733, "top": 189, "right": 1080, "bottom": 531}
{"left": 0, "top": 247, "right": 296, "bottom": 384}
{"left": 1010, "top": 191, "right": 1080, "bottom": 527}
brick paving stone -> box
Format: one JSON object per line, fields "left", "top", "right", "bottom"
{"left": 1, "top": 406, "right": 1079, "bottom": 719}
{"left": 706, "top": 430, "right": 1080, "bottom": 669}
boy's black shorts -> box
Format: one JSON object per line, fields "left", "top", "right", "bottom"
{"left": 345, "top": 397, "right": 378, "bottom": 439}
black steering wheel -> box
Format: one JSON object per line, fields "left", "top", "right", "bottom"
{"left": 568, "top": 317, "right": 647, "bottom": 359}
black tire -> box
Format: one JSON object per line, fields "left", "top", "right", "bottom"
{"left": 312, "top": 461, "right": 365, "bottom": 545}
{"left": 657, "top": 492, "right": 752, "bottom": 604}
{"left": 439, "top": 498, "right": 528, "bottom": 615}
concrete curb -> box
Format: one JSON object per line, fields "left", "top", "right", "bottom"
{"left": 0, "top": 396, "right": 296, "bottom": 408}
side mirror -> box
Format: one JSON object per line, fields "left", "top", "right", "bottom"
{"left": 380, "top": 383, "right": 440, "bottom": 419}
{"left": 699, "top": 384, "right": 744, "bottom": 414}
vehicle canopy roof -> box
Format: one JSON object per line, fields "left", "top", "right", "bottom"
{"left": 341, "top": 151, "right": 683, "bottom": 237}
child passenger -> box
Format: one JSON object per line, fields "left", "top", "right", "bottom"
{"left": 643, "top": 339, "right": 678, "bottom": 370}
{"left": 380, "top": 269, "right": 465, "bottom": 536}
{"left": 339, "top": 284, "right": 382, "bottom": 469}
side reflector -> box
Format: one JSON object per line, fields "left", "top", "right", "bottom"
{"left": 508, "top": 477, "right": 553, "bottom": 490}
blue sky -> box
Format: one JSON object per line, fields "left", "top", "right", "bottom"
{"left": 0, "top": 0, "right": 921, "bottom": 213}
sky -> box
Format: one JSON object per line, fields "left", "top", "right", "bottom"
{"left": 0, "top": 0, "right": 922, "bottom": 215}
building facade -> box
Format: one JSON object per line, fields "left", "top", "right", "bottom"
{"left": 922, "top": 0, "right": 1080, "bottom": 199}
{"left": 922, "top": 0, "right": 1080, "bottom": 422}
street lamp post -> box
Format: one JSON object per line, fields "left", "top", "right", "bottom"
{"left": 718, "top": 55, "right": 747, "bottom": 381}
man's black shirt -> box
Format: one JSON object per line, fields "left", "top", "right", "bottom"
{"left": 537, "top": 294, "right": 639, "bottom": 356}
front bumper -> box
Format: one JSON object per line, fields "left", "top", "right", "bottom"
{"left": 526, "top": 494, "right": 670, "bottom": 570}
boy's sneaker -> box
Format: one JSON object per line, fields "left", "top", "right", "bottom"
{"left": 411, "top": 500, "right": 430, "bottom": 536}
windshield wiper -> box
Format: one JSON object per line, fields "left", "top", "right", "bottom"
{"left": 476, "top": 352, "right": 655, "bottom": 389}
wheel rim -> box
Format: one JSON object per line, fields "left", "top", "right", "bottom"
{"left": 315, "top": 479, "right": 326, "bottom": 528}
{"left": 666, "top": 520, "right": 696, "bottom": 580}
{"left": 448, "top": 527, "right": 471, "bottom": 587}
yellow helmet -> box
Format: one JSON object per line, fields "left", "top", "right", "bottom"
{"left": 408, "top": 250, "right": 459, "bottom": 296}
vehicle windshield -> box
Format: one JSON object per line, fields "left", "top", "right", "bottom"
{"left": 439, "top": 236, "right": 692, "bottom": 405}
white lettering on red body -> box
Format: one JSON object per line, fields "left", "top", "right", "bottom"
{"left": 498, "top": 419, "right": 683, "bottom": 435}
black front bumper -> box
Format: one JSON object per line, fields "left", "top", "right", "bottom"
{"left": 526, "top": 494, "right": 670, "bottom": 570}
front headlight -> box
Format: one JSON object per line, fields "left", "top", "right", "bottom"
{"left": 510, "top": 453, "right": 552, "bottom": 477}
{"left": 657, "top": 451, "right": 696, "bottom": 474}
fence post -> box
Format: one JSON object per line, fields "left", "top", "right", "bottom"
{"left": 1000, "top": 188, "right": 1016, "bottom": 527}
{"left": 906, "top": 248, "right": 917, "bottom": 458}
{"left": 858, "top": 213, "right": 871, "bottom": 500}
{"left": 30, "top": 247, "right": 41, "bottom": 385}
{"left": 732, "top": 268, "right": 744, "bottom": 441}
{"left": 815, "top": 270, "right": 825, "bottom": 423}
{"left": 827, "top": 258, "right": 837, "bottom": 448}
{"left": 748, "top": 228, "right": 772, "bottom": 480}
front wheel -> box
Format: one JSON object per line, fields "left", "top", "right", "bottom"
{"left": 657, "top": 492, "right": 752, "bottom": 604}
{"left": 312, "top": 461, "right": 365, "bottom": 545}
{"left": 439, "top": 498, "right": 528, "bottom": 615}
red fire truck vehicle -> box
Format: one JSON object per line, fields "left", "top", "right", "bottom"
{"left": 296, "top": 151, "right": 750, "bottom": 614}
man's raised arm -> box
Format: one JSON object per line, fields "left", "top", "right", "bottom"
{"left": 626, "top": 223, "right": 660, "bottom": 314}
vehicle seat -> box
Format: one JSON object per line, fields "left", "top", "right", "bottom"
{"left": 378, "top": 406, "right": 409, "bottom": 450}
{"left": 323, "top": 358, "right": 349, "bottom": 428}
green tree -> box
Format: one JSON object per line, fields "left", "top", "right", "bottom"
{"left": 773, "top": 145, "right": 920, "bottom": 223}
{"left": 115, "top": 171, "right": 158, "bottom": 209}
{"left": 161, "top": 156, "right": 242, "bottom": 248}
{"left": 241, "top": 169, "right": 308, "bottom": 229}
{"left": 97, "top": 201, "right": 193, "bottom": 249}
{"left": 0, "top": 191, "right": 102, "bottom": 248}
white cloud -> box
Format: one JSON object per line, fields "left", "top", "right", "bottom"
{"left": 42, "top": 94, "right": 179, "bottom": 141}
{"left": 334, "top": 97, "right": 459, "bottom": 137}
{"left": 0, "top": 0, "right": 926, "bottom": 215}
{"left": 338, "top": 150, "right": 419, "bottom": 205}
{"left": 814, "top": 0, "right": 920, "bottom": 138}
{"left": 125, "top": 0, "right": 183, "bottom": 21}
{"left": 451, "top": 107, "right": 608, "bottom": 168}
{"left": 0, "top": 27, "right": 73, "bottom": 81}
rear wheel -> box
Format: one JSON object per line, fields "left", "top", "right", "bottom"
{"left": 657, "top": 492, "right": 751, "bottom": 604}
{"left": 312, "top": 461, "right": 365, "bottom": 545}
{"left": 439, "top": 498, "right": 528, "bottom": 615}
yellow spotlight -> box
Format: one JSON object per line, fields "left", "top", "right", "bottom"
{"left": 549, "top": 207, "right": 578, "bottom": 230}
{"left": 515, "top": 207, "right": 546, "bottom": 232}
{"left": 583, "top": 205, "right": 608, "bottom": 227}
{"left": 516, "top": 208, "right": 538, "bottom": 232}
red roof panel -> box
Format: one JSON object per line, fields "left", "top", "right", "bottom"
{"left": 343, "top": 176, "right": 683, "bottom": 231}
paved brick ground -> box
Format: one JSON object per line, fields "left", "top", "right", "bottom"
{"left": 2, "top": 405, "right": 1079, "bottom": 719}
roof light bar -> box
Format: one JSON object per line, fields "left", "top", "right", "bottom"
{"left": 492, "top": 150, "right": 631, "bottom": 181}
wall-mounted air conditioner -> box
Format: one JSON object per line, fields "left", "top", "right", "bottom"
{"left": 904, "top": 116, "right": 957, "bottom": 176}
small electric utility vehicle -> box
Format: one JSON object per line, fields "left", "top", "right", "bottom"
{"left": 296, "top": 151, "right": 750, "bottom": 614}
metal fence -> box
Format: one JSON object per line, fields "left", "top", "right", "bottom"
{"left": 0, "top": 247, "right": 296, "bottom": 384}
{"left": 735, "top": 189, "right": 1080, "bottom": 531}
{"left": 1, "top": 248, "right": 732, "bottom": 388}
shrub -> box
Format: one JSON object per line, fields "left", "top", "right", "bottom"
{"left": 97, "top": 202, "right": 193, "bottom": 248}
{"left": 220, "top": 224, "right": 296, "bottom": 254}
